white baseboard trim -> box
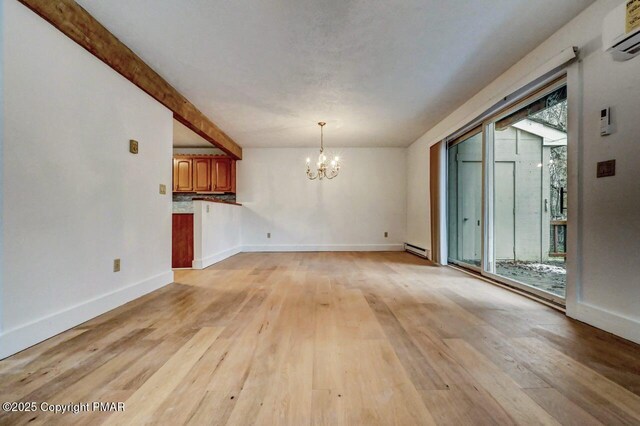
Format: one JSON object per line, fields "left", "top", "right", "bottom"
{"left": 0, "top": 271, "right": 174, "bottom": 360}
{"left": 569, "top": 302, "right": 640, "bottom": 344}
{"left": 192, "top": 246, "right": 242, "bottom": 269}
{"left": 242, "top": 244, "right": 405, "bottom": 252}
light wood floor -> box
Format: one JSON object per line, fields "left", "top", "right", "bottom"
{"left": 1, "top": 252, "right": 639, "bottom": 425}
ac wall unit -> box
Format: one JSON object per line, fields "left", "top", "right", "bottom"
{"left": 603, "top": 2, "right": 640, "bottom": 61}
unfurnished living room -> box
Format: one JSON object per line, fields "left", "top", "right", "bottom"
{"left": 1, "top": 0, "right": 640, "bottom": 424}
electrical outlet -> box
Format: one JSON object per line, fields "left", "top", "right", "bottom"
{"left": 384, "top": 232, "right": 388, "bottom": 238}
{"left": 159, "top": 184, "right": 167, "bottom": 194}
{"left": 206, "top": 205, "right": 210, "bottom": 213}
{"left": 267, "top": 232, "right": 271, "bottom": 238}
{"left": 113, "top": 258, "right": 121, "bottom": 272}
{"left": 129, "top": 139, "right": 139, "bottom": 154}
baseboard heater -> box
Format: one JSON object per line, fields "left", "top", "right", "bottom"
{"left": 404, "top": 243, "right": 430, "bottom": 259}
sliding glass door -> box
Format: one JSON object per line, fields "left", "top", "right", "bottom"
{"left": 447, "top": 130, "right": 483, "bottom": 269}
{"left": 447, "top": 79, "right": 568, "bottom": 303}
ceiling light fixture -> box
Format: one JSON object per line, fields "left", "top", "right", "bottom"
{"left": 306, "top": 122, "right": 340, "bottom": 180}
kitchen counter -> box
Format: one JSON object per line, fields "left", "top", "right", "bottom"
{"left": 192, "top": 197, "right": 242, "bottom": 206}
{"left": 173, "top": 196, "right": 240, "bottom": 213}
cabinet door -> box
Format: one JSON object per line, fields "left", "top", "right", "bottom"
{"left": 173, "top": 158, "right": 193, "bottom": 192}
{"left": 192, "top": 158, "right": 212, "bottom": 192}
{"left": 213, "top": 158, "right": 232, "bottom": 192}
{"left": 172, "top": 214, "right": 194, "bottom": 268}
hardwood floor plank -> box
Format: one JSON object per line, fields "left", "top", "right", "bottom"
{"left": 443, "top": 338, "right": 560, "bottom": 425}
{"left": 420, "top": 384, "right": 516, "bottom": 426}
{"left": 523, "top": 388, "right": 603, "bottom": 426}
{"left": 532, "top": 323, "right": 640, "bottom": 395}
{"left": 364, "top": 292, "right": 449, "bottom": 390}
{"left": 103, "top": 327, "right": 223, "bottom": 425}
{"left": 512, "top": 337, "right": 640, "bottom": 423}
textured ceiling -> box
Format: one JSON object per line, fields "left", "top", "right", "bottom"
{"left": 77, "top": 0, "right": 594, "bottom": 148}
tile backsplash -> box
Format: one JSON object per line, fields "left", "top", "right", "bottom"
{"left": 172, "top": 193, "right": 237, "bottom": 213}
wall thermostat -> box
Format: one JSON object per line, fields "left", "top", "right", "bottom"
{"left": 600, "top": 108, "right": 611, "bottom": 136}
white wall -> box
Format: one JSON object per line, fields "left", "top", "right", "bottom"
{"left": 192, "top": 201, "right": 242, "bottom": 269}
{"left": 405, "top": 0, "right": 640, "bottom": 343}
{"left": 576, "top": 15, "right": 640, "bottom": 340}
{"left": 239, "top": 148, "right": 406, "bottom": 251}
{"left": 1, "top": 0, "right": 174, "bottom": 358}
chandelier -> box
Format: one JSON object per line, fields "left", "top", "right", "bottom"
{"left": 306, "top": 122, "right": 340, "bottom": 180}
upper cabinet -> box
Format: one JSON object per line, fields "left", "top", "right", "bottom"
{"left": 193, "top": 158, "right": 212, "bottom": 192}
{"left": 173, "top": 157, "right": 193, "bottom": 192}
{"left": 173, "top": 155, "right": 236, "bottom": 194}
{"left": 213, "top": 158, "right": 232, "bottom": 192}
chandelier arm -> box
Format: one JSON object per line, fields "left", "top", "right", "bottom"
{"left": 325, "top": 168, "right": 340, "bottom": 179}
{"left": 307, "top": 169, "right": 319, "bottom": 180}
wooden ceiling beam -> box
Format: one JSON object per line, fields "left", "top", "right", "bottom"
{"left": 18, "top": 0, "right": 242, "bottom": 159}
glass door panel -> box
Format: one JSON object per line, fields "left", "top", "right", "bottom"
{"left": 487, "top": 84, "right": 567, "bottom": 298}
{"left": 447, "top": 132, "right": 482, "bottom": 267}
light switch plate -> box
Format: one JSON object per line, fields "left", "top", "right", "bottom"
{"left": 159, "top": 184, "right": 167, "bottom": 194}
{"left": 113, "top": 258, "right": 121, "bottom": 272}
{"left": 129, "top": 139, "right": 139, "bottom": 154}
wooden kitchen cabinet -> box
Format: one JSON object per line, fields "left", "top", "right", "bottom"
{"left": 173, "top": 157, "right": 193, "bottom": 192}
{"left": 172, "top": 214, "right": 193, "bottom": 268}
{"left": 213, "top": 158, "right": 232, "bottom": 192}
{"left": 173, "top": 155, "right": 236, "bottom": 193}
{"left": 192, "top": 158, "right": 212, "bottom": 192}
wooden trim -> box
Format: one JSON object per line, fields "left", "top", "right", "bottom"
{"left": 18, "top": 0, "right": 242, "bottom": 160}
{"left": 429, "top": 142, "right": 443, "bottom": 264}
{"left": 173, "top": 154, "right": 231, "bottom": 158}
{"left": 483, "top": 76, "right": 567, "bottom": 129}
{"left": 447, "top": 125, "right": 482, "bottom": 148}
